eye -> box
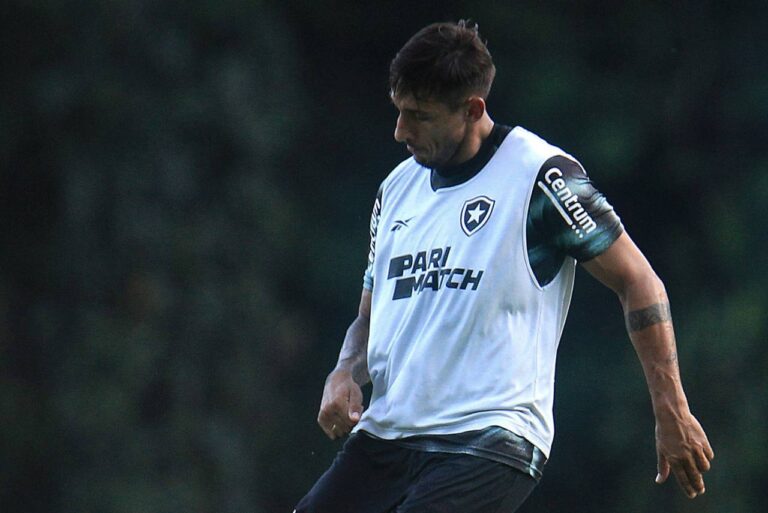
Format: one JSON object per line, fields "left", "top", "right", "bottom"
{"left": 414, "top": 112, "right": 432, "bottom": 122}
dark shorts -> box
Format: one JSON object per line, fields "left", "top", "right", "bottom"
{"left": 294, "top": 432, "right": 538, "bottom": 513}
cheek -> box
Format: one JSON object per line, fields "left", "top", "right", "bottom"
{"left": 430, "top": 126, "right": 455, "bottom": 146}
{"left": 438, "top": 125, "right": 464, "bottom": 149}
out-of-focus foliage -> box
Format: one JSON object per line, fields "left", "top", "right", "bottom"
{"left": 1, "top": 1, "right": 765, "bottom": 512}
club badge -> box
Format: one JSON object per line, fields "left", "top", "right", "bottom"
{"left": 460, "top": 196, "right": 495, "bottom": 236}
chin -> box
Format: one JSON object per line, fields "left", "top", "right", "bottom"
{"left": 411, "top": 153, "right": 432, "bottom": 167}
{"left": 413, "top": 151, "right": 445, "bottom": 168}
{"left": 413, "top": 156, "right": 432, "bottom": 168}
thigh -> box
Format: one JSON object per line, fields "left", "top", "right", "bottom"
{"left": 294, "top": 434, "right": 411, "bottom": 513}
{"left": 397, "top": 453, "right": 538, "bottom": 513}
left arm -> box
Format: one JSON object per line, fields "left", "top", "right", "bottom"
{"left": 581, "top": 232, "right": 714, "bottom": 499}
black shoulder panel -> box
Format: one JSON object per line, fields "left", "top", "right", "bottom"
{"left": 526, "top": 156, "right": 623, "bottom": 286}
{"left": 363, "top": 183, "right": 384, "bottom": 290}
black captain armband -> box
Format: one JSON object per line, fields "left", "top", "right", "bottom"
{"left": 526, "top": 155, "right": 624, "bottom": 287}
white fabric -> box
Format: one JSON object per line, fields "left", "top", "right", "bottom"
{"left": 355, "top": 127, "right": 577, "bottom": 457}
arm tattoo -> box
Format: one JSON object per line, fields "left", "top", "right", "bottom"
{"left": 337, "top": 352, "right": 369, "bottom": 385}
{"left": 336, "top": 318, "right": 370, "bottom": 385}
{"left": 626, "top": 302, "right": 672, "bottom": 332}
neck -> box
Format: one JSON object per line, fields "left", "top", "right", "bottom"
{"left": 450, "top": 113, "right": 495, "bottom": 166}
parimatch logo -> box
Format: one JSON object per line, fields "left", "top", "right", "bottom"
{"left": 387, "top": 246, "right": 484, "bottom": 300}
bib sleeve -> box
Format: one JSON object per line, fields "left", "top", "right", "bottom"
{"left": 363, "top": 184, "right": 383, "bottom": 291}
{"left": 526, "top": 155, "right": 623, "bottom": 287}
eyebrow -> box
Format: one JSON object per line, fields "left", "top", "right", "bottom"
{"left": 390, "top": 94, "right": 422, "bottom": 109}
{"left": 392, "top": 103, "right": 432, "bottom": 115}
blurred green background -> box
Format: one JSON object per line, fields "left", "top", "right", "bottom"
{"left": 1, "top": 1, "right": 766, "bottom": 512}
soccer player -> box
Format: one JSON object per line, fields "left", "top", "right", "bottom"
{"left": 294, "top": 20, "right": 713, "bottom": 513}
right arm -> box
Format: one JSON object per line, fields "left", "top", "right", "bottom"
{"left": 317, "top": 288, "right": 371, "bottom": 440}
{"left": 317, "top": 184, "right": 381, "bottom": 440}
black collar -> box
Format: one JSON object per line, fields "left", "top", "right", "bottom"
{"left": 430, "top": 124, "right": 513, "bottom": 191}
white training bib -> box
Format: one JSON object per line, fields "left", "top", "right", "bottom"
{"left": 356, "top": 127, "right": 577, "bottom": 457}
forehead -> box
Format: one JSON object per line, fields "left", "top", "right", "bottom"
{"left": 391, "top": 93, "right": 451, "bottom": 113}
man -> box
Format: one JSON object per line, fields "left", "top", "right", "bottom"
{"left": 295, "top": 20, "right": 713, "bottom": 513}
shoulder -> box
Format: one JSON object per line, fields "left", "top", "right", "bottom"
{"left": 506, "top": 126, "right": 573, "bottom": 163}
{"left": 383, "top": 157, "right": 420, "bottom": 187}
{"left": 494, "top": 126, "right": 580, "bottom": 184}
{"left": 535, "top": 155, "right": 590, "bottom": 187}
{"left": 376, "top": 157, "right": 424, "bottom": 207}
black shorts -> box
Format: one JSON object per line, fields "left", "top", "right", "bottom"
{"left": 294, "top": 432, "right": 538, "bottom": 513}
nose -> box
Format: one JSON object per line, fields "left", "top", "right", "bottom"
{"left": 394, "top": 113, "right": 410, "bottom": 143}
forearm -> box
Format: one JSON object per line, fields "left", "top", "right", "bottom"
{"left": 334, "top": 313, "right": 370, "bottom": 386}
{"left": 318, "top": 290, "right": 371, "bottom": 439}
{"left": 619, "top": 274, "right": 689, "bottom": 418}
{"left": 583, "top": 233, "right": 713, "bottom": 496}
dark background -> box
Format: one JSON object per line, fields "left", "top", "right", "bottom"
{"left": 2, "top": 1, "right": 766, "bottom": 512}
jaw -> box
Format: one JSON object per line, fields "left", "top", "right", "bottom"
{"left": 431, "top": 128, "right": 470, "bottom": 168}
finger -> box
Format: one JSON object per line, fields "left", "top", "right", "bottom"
{"left": 329, "top": 412, "right": 352, "bottom": 434}
{"left": 331, "top": 420, "right": 355, "bottom": 439}
{"left": 694, "top": 447, "right": 711, "bottom": 473}
{"left": 656, "top": 453, "right": 670, "bottom": 484}
{"left": 325, "top": 391, "right": 358, "bottom": 431}
{"left": 348, "top": 385, "right": 364, "bottom": 423}
{"left": 321, "top": 399, "right": 353, "bottom": 431}
{"left": 318, "top": 409, "right": 348, "bottom": 439}
{"left": 317, "top": 410, "right": 338, "bottom": 435}
{"left": 332, "top": 404, "right": 360, "bottom": 433}
{"left": 703, "top": 442, "right": 715, "bottom": 462}
{"left": 670, "top": 461, "right": 697, "bottom": 498}
{"left": 682, "top": 457, "right": 706, "bottom": 496}
{"left": 318, "top": 416, "right": 336, "bottom": 439}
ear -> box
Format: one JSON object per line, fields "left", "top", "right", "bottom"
{"left": 466, "top": 97, "right": 486, "bottom": 122}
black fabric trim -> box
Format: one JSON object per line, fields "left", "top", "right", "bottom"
{"left": 430, "top": 124, "right": 513, "bottom": 191}
{"left": 363, "top": 183, "right": 384, "bottom": 290}
{"left": 362, "top": 426, "right": 546, "bottom": 481}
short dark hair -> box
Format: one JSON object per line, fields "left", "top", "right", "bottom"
{"left": 389, "top": 20, "right": 496, "bottom": 107}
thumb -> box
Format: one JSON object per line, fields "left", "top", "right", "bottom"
{"left": 656, "top": 453, "right": 670, "bottom": 484}
{"left": 348, "top": 385, "right": 363, "bottom": 423}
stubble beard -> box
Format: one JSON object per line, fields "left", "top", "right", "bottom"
{"left": 414, "top": 137, "right": 463, "bottom": 169}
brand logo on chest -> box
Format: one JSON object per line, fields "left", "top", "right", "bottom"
{"left": 460, "top": 196, "right": 495, "bottom": 236}
{"left": 387, "top": 246, "right": 485, "bottom": 300}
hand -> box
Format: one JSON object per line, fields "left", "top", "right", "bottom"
{"left": 654, "top": 411, "right": 714, "bottom": 498}
{"left": 317, "top": 369, "right": 364, "bottom": 440}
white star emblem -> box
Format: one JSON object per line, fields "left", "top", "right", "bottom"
{"left": 467, "top": 204, "right": 486, "bottom": 224}
{"left": 460, "top": 195, "right": 495, "bottom": 237}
